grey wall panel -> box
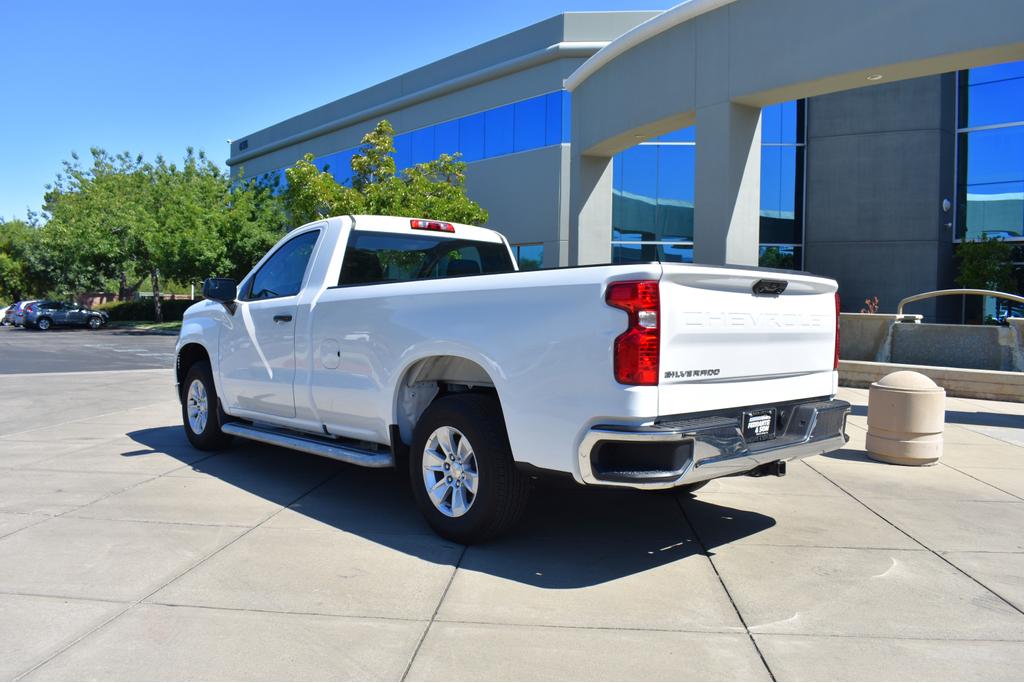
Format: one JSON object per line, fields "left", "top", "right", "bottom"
{"left": 806, "top": 75, "right": 951, "bottom": 138}
{"left": 804, "top": 74, "right": 958, "bottom": 320}
{"left": 463, "top": 146, "right": 565, "bottom": 248}
{"left": 804, "top": 129, "right": 945, "bottom": 244}
{"left": 804, "top": 240, "right": 944, "bottom": 321}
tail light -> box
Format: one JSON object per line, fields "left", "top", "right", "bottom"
{"left": 606, "top": 280, "right": 660, "bottom": 385}
{"left": 410, "top": 219, "right": 454, "bottom": 233}
{"left": 834, "top": 292, "right": 841, "bottom": 371}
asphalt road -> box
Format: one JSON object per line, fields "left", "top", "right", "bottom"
{"left": 0, "top": 325, "right": 177, "bottom": 374}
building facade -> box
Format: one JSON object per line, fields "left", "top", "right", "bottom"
{"left": 227, "top": 11, "right": 1023, "bottom": 320}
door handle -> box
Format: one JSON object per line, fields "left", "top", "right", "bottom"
{"left": 273, "top": 315, "right": 293, "bottom": 323}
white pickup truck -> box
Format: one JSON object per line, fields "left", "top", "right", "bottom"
{"left": 175, "top": 215, "right": 849, "bottom": 542}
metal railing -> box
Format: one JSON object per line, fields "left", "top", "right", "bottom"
{"left": 896, "top": 289, "right": 1024, "bottom": 317}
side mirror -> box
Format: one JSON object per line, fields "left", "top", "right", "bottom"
{"left": 202, "top": 278, "right": 237, "bottom": 304}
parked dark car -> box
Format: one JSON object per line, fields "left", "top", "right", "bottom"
{"left": 23, "top": 301, "right": 109, "bottom": 330}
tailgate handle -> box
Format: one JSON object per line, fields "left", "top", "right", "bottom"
{"left": 752, "top": 279, "right": 788, "bottom": 296}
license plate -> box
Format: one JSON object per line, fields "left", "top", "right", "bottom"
{"left": 744, "top": 409, "right": 777, "bottom": 443}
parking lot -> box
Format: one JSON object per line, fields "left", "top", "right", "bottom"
{"left": 1, "top": 334, "right": 1023, "bottom": 680}
{"left": 0, "top": 325, "right": 177, "bottom": 374}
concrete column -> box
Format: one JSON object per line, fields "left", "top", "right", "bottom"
{"left": 568, "top": 151, "right": 614, "bottom": 266}
{"left": 693, "top": 101, "right": 762, "bottom": 266}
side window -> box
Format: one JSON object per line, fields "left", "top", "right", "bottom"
{"left": 247, "top": 230, "right": 320, "bottom": 300}
{"left": 338, "top": 231, "right": 515, "bottom": 286}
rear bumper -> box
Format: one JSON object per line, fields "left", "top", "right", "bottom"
{"left": 578, "top": 398, "right": 850, "bottom": 490}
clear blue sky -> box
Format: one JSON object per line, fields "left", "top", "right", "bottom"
{"left": 0, "top": 0, "right": 674, "bottom": 221}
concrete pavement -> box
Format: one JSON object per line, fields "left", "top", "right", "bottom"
{"left": 0, "top": 370, "right": 1022, "bottom": 680}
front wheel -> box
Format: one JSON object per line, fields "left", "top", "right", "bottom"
{"left": 87, "top": 316, "right": 102, "bottom": 329}
{"left": 181, "top": 361, "right": 233, "bottom": 450}
{"left": 410, "top": 394, "right": 530, "bottom": 544}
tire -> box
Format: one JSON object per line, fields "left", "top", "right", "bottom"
{"left": 410, "top": 393, "right": 530, "bottom": 544}
{"left": 87, "top": 316, "right": 102, "bottom": 330}
{"left": 35, "top": 317, "right": 51, "bottom": 331}
{"left": 181, "top": 361, "right": 233, "bottom": 450}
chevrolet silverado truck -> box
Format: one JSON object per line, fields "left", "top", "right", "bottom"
{"left": 175, "top": 215, "right": 849, "bottom": 543}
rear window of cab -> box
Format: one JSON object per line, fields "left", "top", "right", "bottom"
{"left": 338, "top": 230, "right": 515, "bottom": 286}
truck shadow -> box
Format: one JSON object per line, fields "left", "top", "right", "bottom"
{"left": 126, "top": 425, "right": 776, "bottom": 589}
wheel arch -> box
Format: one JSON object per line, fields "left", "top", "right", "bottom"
{"left": 392, "top": 354, "right": 506, "bottom": 449}
{"left": 176, "top": 342, "right": 212, "bottom": 401}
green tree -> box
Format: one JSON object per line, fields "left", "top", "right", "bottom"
{"left": 283, "top": 155, "right": 363, "bottom": 226}
{"left": 220, "top": 171, "right": 291, "bottom": 281}
{"left": 0, "top": 219, "right": 51, "bottom": 301}
{"left": 43, "top": 149, "right": 151, "bottom": 297}
{"left": 955, "top": 236, "right": 1015, "bottom": 292}
{"left": 758, "top": 246, "right": 796, "bottom": 270}
{"left": 282, "top": 119, "right": 488, "bottom": 227}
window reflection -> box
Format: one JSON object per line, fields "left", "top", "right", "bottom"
{"left": 957, "top": 61, "right": 1024, "bottom": 241}
{"left": 611, "top": 99, "right": 804, "bottom": 265}
{"left": 512, "top": 243, "right": 544, "bottom": 270}
{"left": 276, "top": 90, "right": 571, "bottom": 187}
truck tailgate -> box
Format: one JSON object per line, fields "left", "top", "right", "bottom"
{"left": 657, "top": 265, "right": 838, "bottom": 416}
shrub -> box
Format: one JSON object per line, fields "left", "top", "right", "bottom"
{"left": 95, "top": 298, "right": 196, "bottom": 322}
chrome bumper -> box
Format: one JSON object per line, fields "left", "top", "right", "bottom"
{"left": 578, "top": 398, "right": 850, "bottom": 490}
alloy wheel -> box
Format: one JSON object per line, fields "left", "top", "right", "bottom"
{"left": 421, "top": 426, "right": 479, "bottom": 518}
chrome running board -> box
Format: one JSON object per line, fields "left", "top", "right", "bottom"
{"left": 221, "top": 422, "right": 394, "bottom": 468}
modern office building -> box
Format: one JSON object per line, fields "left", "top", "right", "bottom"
{"left": 227, "top": 9, "right": 1023, "bottom": 320}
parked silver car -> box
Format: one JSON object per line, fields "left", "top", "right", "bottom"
{"left": 23, "top": 301, "right": 108, "bottom": 330}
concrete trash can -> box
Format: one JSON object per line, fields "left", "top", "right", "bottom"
{"left": 866, "top": 371, "right": 945, "bottom": 466}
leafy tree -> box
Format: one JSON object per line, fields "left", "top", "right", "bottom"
{"left": 282, "top": 119, "right": 488, "bottom": 227}
{"left": 0, "top": 219, "right": 51, "bottom": 301}
{"left": 43, "top": 149, "right": 151, "bottom": 297}
{"left": 220, "top": 172, "right": 291, "bottom": 281}
{"left": 955, "top": 236, "right": 1015, "bottom": 292}
{"left": 758, "top": 246, "right": 796, "bottom": 270}
{"left": 282, "top": 155, "right": 363, "bottom": 226}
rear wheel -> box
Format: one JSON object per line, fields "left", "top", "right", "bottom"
{"left": 36, "top": 317, "right": 51, "bottom": 331}
{"left": 181, "top": 361, "right": 233, "bottom": 450}
{"left": 410, "top": 394, "right": 530, "bottom": 544}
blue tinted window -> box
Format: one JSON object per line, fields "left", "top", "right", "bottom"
{"left": 434, "top": 120, "right": 459, "bottom": 157}
{"left": 966, "top": 78, "right": 1024, "bottom": 128}
{"left": 561, "top": 91, "right": 571, "bottom": 143}
{"left": 514, "top": 244, "right": 544, "bottom": 270}
{"left": 762, "top": 101, "right": 799, "bottom": 144}
{"left": 410, "top": 128, "right": 435, "bottom": 165}
{"left": 962, "top": 127, "right": 1024, "bottom": 185}
{"left": 485, "top": 104, "right": 514, "bottom": 158}
{"left": 393, "top": 133, "right": 412, "bottom": 170}
{"left": 544, "top": 91, "right": 563, "bottom": 146}
{"left": 616, "top": 146, "right": 658, "bottom": 239}
{"left": 654, "top": 127, "right": 695, "bottom": 143}
{"left": 513, "top": 96, "right": 545, "bottom": 152}
{"left": 459, "top": 113, "right": 485, "bottom": 162}
{"left": 969, "top": 61, "right": 1024, "bottom": 85}
{"left": 962, "top": 182, "right": 1024, "bottom": 240}
{"left": 656, "top": 145, "right": 695, "bottom": 241}
{"left": 761, "top": 146, "right": 797, "bottom": 218}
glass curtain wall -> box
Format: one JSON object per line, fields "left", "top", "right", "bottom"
{"left": 611, "top": 100, "right": 805, "bottom": 269}
{"left": 957, "top": 60, "right": 1024, "bottom": 295}
{"left": 259, "top": 91, "right": 571, "bottom": 191}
